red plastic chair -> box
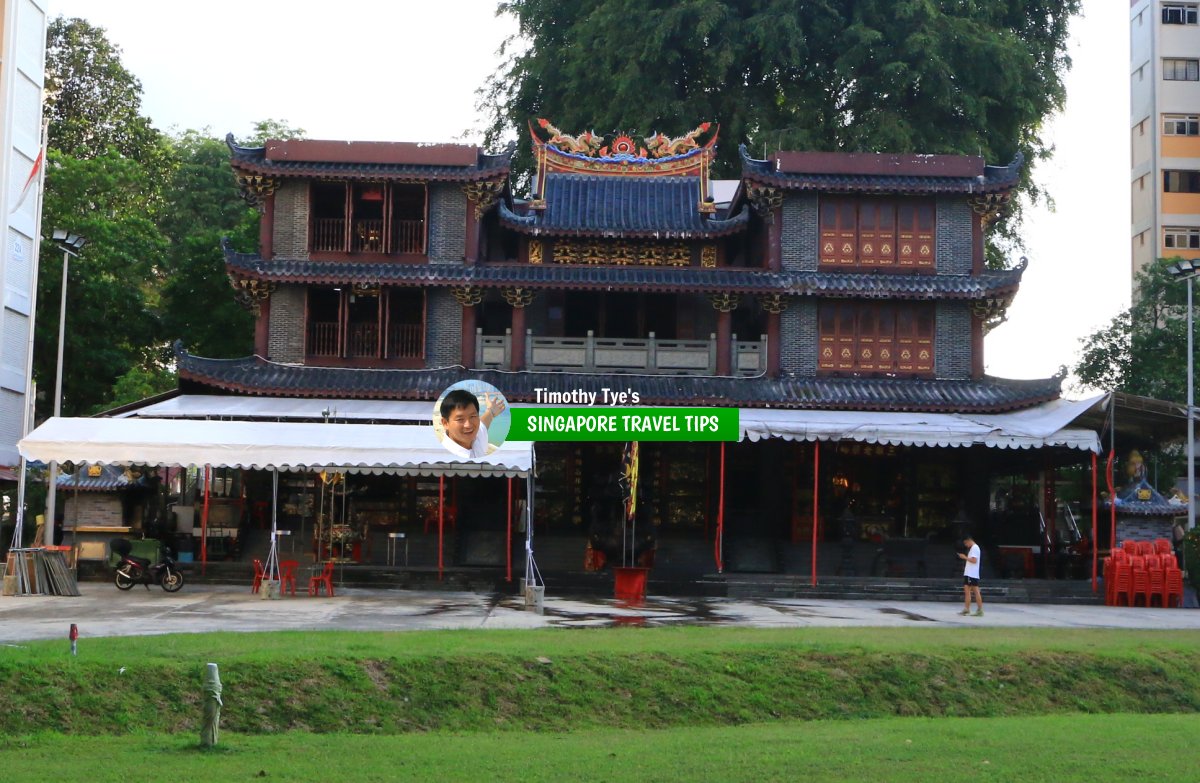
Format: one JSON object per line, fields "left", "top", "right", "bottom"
{"left": 1129, "top": 555, "right": 1145, "bottom": 572}
{"left": 1103, "top": 557, "right": 1116, "bottom": 605}
{"left": 1131, "top": 565, "right": 1151, "bottom": 607}
{"left": 1144, "top": 554, "right": 1160, "bottom": 572}
{"left": 280, "top": 560, "right": 299, "bottom": 596}
{"left": 1110, "top": 548, "right": 1127, "bottom": 562}
{"left": 251, "top": 558, "right": 265, "bottom": 593}
{"left": 308, "top": 561, "right": 335, "bottom": 597}
{"left": 1164, "top": 568, "right": 1185, "bottom": 608}
{"left": 1161, "top": 553, "right": 1178, "bottom": 571}
{"left": 1154, "top": 538, "right": 1172, "bottom": 555}
{"left": 1122, "top": 540, "right": 1138, "bottom": 555}
{"left": 1113, "top": 562, "right": 1134, "bottom": 607}
{"left": 1148, "top": 566, "right": 1166, "bottom": 607}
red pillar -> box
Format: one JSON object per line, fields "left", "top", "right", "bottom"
{"left": 261, "top": 193, "right": 275, "bottom": 260}
{"left": 1091, "top": 451, "right": 1099, "bottom": 593}
{"left": 812, "top": 442, "right": 820, "bottom": 587}
{"left": 716, "top": 310, "right": 732, "bottom": 376}
{"left": 511, "top": 306, "right": 526, "bottom": 371}
{"left": 461, "top": 305, "right": 476, "bottom": 368}
{"left": 438, "top": 476, "right": 445, "bottom": 581}
{"left": 255, "top": 296, "right": 271, "bottom": 358}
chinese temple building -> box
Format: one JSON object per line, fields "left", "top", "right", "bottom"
{"left": 24, "top": 121, "right": 1117, "bottom": 592}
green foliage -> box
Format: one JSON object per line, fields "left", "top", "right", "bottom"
{"left": 1074, "top": 259, "right": 1193, "bottom": 402}
{"left": 1184, "top": 527, "right": 1200, "bottom": 588}
{"left": 44, "top": 17, "right": 163, "bottom": 167}
{"left": 482, "top": 0, "right": 1081, "bottom": 249}
{"left": 93, "top": 361, "right": 177, "bottom": 414}
{"left": 36, "top": 150, "right": 168, "bottom": 417}
{"left": 241, "top": 118, "right": 307, "bottom": 145}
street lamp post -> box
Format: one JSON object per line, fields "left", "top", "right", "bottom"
{"left": 1167, "top": 259, "right": 1199, "bottom": 533}
{"left": 43, "top": 229, "right": 86, "bottom": 547}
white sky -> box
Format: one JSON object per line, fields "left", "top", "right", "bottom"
{"left": 46, "top": 0, "right": 1128, "bottom": 386}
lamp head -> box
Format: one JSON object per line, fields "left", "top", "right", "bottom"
{"left": 51, "top": 229, "right": 87, "bottom": 252}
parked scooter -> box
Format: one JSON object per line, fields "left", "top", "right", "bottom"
{"left": 111, "top": 538, "right": 185, "bottom": 592}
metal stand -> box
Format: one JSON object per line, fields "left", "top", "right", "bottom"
{"left": 387, "top": 532, "right": 408, "bottom": 566}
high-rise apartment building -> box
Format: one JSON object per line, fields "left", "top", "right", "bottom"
{"left": 0, "top": 0, "right": 46, "bottom": 471}
{"left": 1131, "top": 0, "right": 1200, "bottom": 279}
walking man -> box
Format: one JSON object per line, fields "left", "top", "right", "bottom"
{"left": 959, "top": 534, "right": 983, "bottom": 616}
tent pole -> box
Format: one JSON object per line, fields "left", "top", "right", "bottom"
{"left": 201, "top": 466, "right": 211, "bottom": 576}
{"left": 268, "top": 469, "right": 279, "bottom": 582}
{"left": 812, "top": 441, "right": 820, "bottom": 587}
{"left": 1091, "top": 451, "right": 1098, "bottom": 593}
{"left": 438, "top": 475, "right": 444, "bottom": 581}
{"left": 1106, "top": 450, "right": 1116, "bottom": 550}
{"left": 506, "top": 476, "right": 513, "bottom": 583}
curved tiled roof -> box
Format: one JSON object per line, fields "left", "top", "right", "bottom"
{"left": 224, "top": 243, "right": 1024, "bottom": 300}
{"left": 226, "top": 134, "right": 512, "bottom": 183}
{"left": 498, "top": 174, "right": 750, "bottom": 238}
{"left": 175, "top": 345, "right": 1061, "bottom": 414}
{"left": 739, "top": 145, "right": 1022, "bottom": 195}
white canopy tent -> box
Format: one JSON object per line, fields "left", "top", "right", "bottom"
{"left": 116, "top": 395, "right": 435, "bottom": 423}
{"left": 738, "top": 395, "right": 1104, "bottom": 453}
{"left": 18, "top": 416, "right": 536, "bottom": 590}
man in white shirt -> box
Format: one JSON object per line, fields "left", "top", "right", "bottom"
{"left": 439, "top": 389, "right": 506, "bottom": 458}
{"left": 958, "top": 535, "right": 983, "bottom": 616}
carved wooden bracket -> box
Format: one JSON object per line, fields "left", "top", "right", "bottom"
{"left": 758, "top": 293, "right": 787, "bottom": 314}
{"left": 700, "top": 245, "right": 718, "bottom": 268}
{"left": 451, "top": 285, "right": 485, "bottom": 307}
{"left": 528, "top": 239, "right": 544, "bottom": 264}
{"left": 235, "top": 174, "right": 280, "bottom": 212}
{"left": 229, "top": 275, "right": 276, "bottom": 315}
{"left": 968, "top": 192, "right": 1012, "bottom": 229}
{"left": 462, "top": 178, "right": 506, "bottom": 220}
{"left": 502, "top": 287, "right": 536, "bottom": 308}
{"left": 745, "top": 182, "right": 783, "bottom": 221}
{"left": 971, "top": 295, "right": 1012, "bottom": 335}
{"left": 707, "top": 292, "right": 740, "bottom": 313}
{"left": 352, "top": 282, "right": 381, "bottom": 297}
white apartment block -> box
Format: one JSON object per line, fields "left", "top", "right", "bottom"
{"left": 0, "top": 0, "right": 46, "bottom": 469}
{"left": 1131, "top": 1, "right": 1200, "bottom": 281}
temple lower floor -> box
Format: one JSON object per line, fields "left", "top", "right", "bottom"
{"left": 152, "top": 440, "right": 1103, "bottom": 584}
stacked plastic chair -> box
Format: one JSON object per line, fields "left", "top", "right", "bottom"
{"left": 1105, "top": 539, "right": 1185, "bottom": 608}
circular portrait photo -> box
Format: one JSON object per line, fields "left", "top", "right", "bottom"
{"left": 433, "top": 380, "right": 511, "bottom": 458}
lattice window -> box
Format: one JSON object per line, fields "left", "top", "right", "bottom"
{"left": 818, "top": 302, "right": 934, "bottom": 376}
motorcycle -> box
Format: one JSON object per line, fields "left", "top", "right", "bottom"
{"left": 111, "top": 538, "right": 185, "bottom": 592}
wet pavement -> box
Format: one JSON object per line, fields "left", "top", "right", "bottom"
{"left": 3, "top": 584, "right": 1200, "bottom": 643}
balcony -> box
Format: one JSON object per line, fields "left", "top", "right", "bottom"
{"left": 310, "top": 218, "right": 426, "bottom": 255}
{"left": 476, "top": 330, "right": 767, "bottom": 376}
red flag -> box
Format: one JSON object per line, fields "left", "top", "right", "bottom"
{"left": 9, "top": 147, "right": 44, "bottom": 215}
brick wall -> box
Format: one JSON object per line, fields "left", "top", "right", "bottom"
{"left": 1117, "top": 517, "right": 1175, "bottom": 543}
{"left": 272, "top": 181, "right": 309, "bottom": 259}
{"left": 935, "top": 197, "right": 972, "bottom": 275}
{"left": 63, "top": 494, "right": 125, "bottom": 527}
{"left": 426, "top": 289, "right": 462, "bottom": 366}
{"left": 429, "top": 184, "right": 467, "bottom": 264}
{"left": 935, "top": 301, "right": 972, "bottom": 380}
{"left": 781, "top": 195, "right": 819, "bottom": 272}
{"left": 268, "top": 284, "right": 306, "bottom": 363}
{"left": 780, "top": 299, "right": 817, "bottom": 375}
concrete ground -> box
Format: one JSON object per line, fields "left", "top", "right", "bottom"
{"left": 3, "top": 583, "right": 1199, "bottom": 643}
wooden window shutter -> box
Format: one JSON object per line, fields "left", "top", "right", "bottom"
{"left": 896, "top": 307, "right": 917, "bottom": 371}
{"left": 914, "top": 305, "right": 935, "bottom": 372}
{"left": 915, "top": 202, "right": 935, "bottom": 270}
{"left": 876, "top": 304, "right": 896, "bottom": 372}
{"left": 820, "top": 199, "right": 857, "bottom": 267}
{"left": 836, "top": 303, "right": 856, "bottom": 370}
{"left": 857, "top": 304, "right": 879, "bottom": 370}
{"left": 858, "top": 200, "right": 897, "bottom": 268}
{"left": 818, "top": 304, "right": 838, "bottom": 370}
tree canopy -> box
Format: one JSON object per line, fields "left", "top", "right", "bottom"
{"left": 1074, "top": 260, "right": 1193, "bottom": 403}
{"left": 482, "top": 0, "right": 1082, "bottom": 241}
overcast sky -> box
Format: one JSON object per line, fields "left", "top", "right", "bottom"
{"left": 45, "top": 0, "right": 1128, "bottom": 389}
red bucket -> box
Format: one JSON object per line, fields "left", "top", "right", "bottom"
{"left": 613, "top": 566, "right": 650, "bottom": 605}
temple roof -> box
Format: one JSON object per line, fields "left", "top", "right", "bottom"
{"left": 226, "top": 134, "right": 512, "bottom": 183}
{"left": 57, "top": 463, "right": 145, "bottom": 492}
{"left": 175, "top": 344, "right": 1061, "bottom": 414}
{"left": 740, "top": 145, "right": 1023, "bottom": 195}
{"left": 498, "top": 174, "right": 749, "bottom": 238}
{"left": 223, "top": 244, "right": 1025, "bottom": 300}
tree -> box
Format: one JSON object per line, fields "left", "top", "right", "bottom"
{"left": 1074, "top": 260, "right": 1192, "bottom": 402}
{"left": 481, "top": 0, "right": 1081, "bottom": 247}
{"left": 36, "top": 151, "right": 168, "bottom": 417}
{"left": 44, "top": 16, "right": 163, "bottom": 165}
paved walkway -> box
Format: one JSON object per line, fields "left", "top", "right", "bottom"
{"left": 3, "top": 584, "right": 1199, "bottom": 643}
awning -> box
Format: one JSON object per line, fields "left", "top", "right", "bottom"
{"left": 18, "top": 417, "right": 533, "bottom": 477}
{"left": 116, "top": 394, "right": 433, "bottom": 422}
{"left": 738, "top": 395, "right": 1103, "bottom": 452}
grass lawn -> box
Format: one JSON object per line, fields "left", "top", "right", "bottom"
{"left": 2, "top": 713, "right": 1193, "bottom": 782}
